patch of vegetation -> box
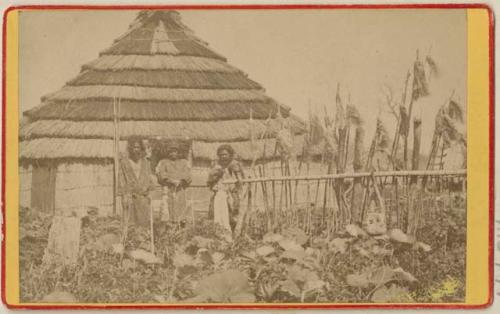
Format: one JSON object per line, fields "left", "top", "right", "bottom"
{"left": 19, "top": 201, "right": 466, "bottom": 304}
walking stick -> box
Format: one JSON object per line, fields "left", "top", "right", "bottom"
{"left": 172, "top": 187, "right": 177, "bottom": 228}
{"left": 120, "top": 195, "right": 130, "bottom": 262}
{"left": 150, "top": 194, "right": 155, "bottom": 255}
{"left": 188, "top": 189, "right": 194, "bottom": 224}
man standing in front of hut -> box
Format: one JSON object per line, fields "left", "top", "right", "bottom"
{"left": 207, "top": 144, "right": 245, "bottom": 234}
{"left": 118, "top": 138, "right": 154, "bottom": 227}
{"left": 156, "top": 144, "right": 192, "bottom": 227}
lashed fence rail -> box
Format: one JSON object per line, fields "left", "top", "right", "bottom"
{"left": 223, "top": 169, "right": 466, "bottom": 239}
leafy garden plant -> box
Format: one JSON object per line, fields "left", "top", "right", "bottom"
{"left": 19, "top": 200, "right": 465, "bottom": 304}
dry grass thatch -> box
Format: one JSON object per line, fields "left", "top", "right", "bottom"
{"left": 22, "top": 10, "right": 305, "bottom": 162}
{"left": 20, "top": 118, "right": 306, "bottom": 142}
{"left": 25, "top": 100, "right": 289, "bottom": 121}
{"left": 68, "top": 70, "right": 262, "bottom": 90}
{"left": 42, "top": 86, "right": 269, "bottom": 102}
{"left": 20, "top": 135, "right": 307, "bottom": 161}
{"left": 100, "top": 12, "right": 225, "bottom": 60}
{"left": 82, "top": 55, "right": 240, "bottom": 72}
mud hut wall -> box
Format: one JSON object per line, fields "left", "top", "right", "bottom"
{"left": 54, "top": 162, "right": 114, "bottom": 216}
{"left": 24, "top": 156, "right": 321, "bottom": 217}
{"left": 19, "top": 164, "right": 32, "bottom": 208}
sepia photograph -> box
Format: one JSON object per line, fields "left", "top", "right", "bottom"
{"left": 13, "top": 7, "right": 472, "bottom": 305}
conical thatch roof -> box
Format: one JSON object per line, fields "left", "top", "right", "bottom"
{"left": 20, "top": 10, "right": 305, "bottom": 162}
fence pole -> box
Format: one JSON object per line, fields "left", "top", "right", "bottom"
{"left": 112, "top": 97, "right": 120, "bottom": 216}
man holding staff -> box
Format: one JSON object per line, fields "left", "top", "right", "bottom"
{"left": 118, "top": 138, "right": 155, "bottom": 227}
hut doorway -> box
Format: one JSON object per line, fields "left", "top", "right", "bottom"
{"left": 30, "top": 163, "right": 56, "bottom": 213}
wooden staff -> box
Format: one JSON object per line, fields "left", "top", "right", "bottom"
{"left": 393, "top": 176, "right": 400, "bottom": 229}
{"left": 313, "top": 178, "right": 320, "bottom": 219}
{"left": 278, "top": 159, "right": 285, "bottom": 221}
{"left": 272, "top": 178, "right": 276, "bottom": 225}
{"left": 257, "top": 166, "right": 271, "bottom": 231}
{"left": 113, "top": 97, "right": 121, "bottom": 216}
{"left": 150, "top": 199, "right": 155, "bottom": 255}
{"left": 306, "top": 161, "right": 311, "bottom": 233}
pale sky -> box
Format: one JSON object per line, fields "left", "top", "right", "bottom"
{"left": 19, "top": 9, "right": 467, "bottom": 153}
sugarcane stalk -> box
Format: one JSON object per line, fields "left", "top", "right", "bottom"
{"left": 322, "top": 161, "right": 334, "bottom": 227}
{"left": 371, "top": 174, "right": 387, "bottom": 216}
{"left": 257, "top": 166, "right": 272, "bottom": 231}
{"left": 150, "top": 199, "right": 155, "bottom": 255}
{"left": 351, "top": 126, "right": 364, "bottom": 224}
{"left": 360, "top": 180, "right": 371, "bottom": 223}
{"left": 390, "top": 70, "right": 411, "bottom": 167}
{"left": 411, "top": 118, "right": 422, "bottom": 172}
{"left": 393, "top": 176, "right": 400, "bottom": 229}
{"left": 306, "top": 162, "right": 311, "bottom": 234}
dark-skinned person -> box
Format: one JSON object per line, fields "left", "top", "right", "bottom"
{"left": 155, "top": 144, "right": 192, "bottom": 228}
{"left": 117, "top": 137, "right": 154, "bottom": 228}
{"left": 207, "top": 144, "right": 245, "bottom": 236}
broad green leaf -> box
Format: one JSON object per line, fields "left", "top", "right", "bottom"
{"left": 329, "top": 238, "right": 349, "bottom": 254}
{"left": 129, "top": 249, "right": 162, "bottom": 264}
{"left": 241, "top": 250, "right": 257, "bottom": 260}
{"left": 263, "top": 232, "right": 284, "bottom": 243}
{"left": 387, "top": 229, "right": 415, "bottom": 243}
{"left": 345, "top": 224, "right": 368, "bottom": 237}
{"left": 304, "top": 279, "right": 326, "bottom": 292}
{"left": 283, "top": 227, "right": 309, "bottom": 245}
{"left": 392, "top": 267, "right": 417, "bottom": 282}
{"left": 281, "top": 250, "right": 307, "bottom": 261}
{"left": 371, "top": 284, "right": 413, "bottom": 303}
{"left": 173, "top": 252, "right": 195, "bottom": 268}
{"left": 194, "top": 270, "right": 253, "bottom": 303}
{"left": 278, "top": 239, "right": 303, "bottom": 251}
{"left": 279, "top": 279, "right": 301, "bottom": 297}
{"left": 415, "top": 241, "right": 432, "bottom": 252}
{"left": 211, "top": 252, "right": 225, "bottom": 265}
{"left": 111, "top": 243, "right": 124, "bottom": 255}
{"left": 196, "top": 248, "right": 212, "bottom": 265}
{"left": 230, "top": 292, "right": 256, "bottom": 303}
{"left": 346, "top": 272, "right": 370, "bottom": 288}
{"left": 288, "top": 265, "right": 319, "bottom": 284}
{"left": 256, "top": 245, "right": 275, "bottom": 256}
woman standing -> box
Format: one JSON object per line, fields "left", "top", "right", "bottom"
{"left": 156, "top": 144, "right": 192, "bottom": 226}
{"left": 207, "top": 144, "right": 245, "bottom": 233}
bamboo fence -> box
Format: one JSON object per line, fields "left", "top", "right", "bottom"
{"left": 224, "top": 169, "right": 466, "bottom": 239}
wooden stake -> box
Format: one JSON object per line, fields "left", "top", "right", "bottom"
{"left": 112, "top": 97, "right": 121, "bottom": 216}
{"left": 351, "top": 126, "right": 364, "bottom": 223}
{"left": 411, "top": 118, "right": 422, "bottom": 178}
{"left": 150, "top": 200, "right": 155, "bottom": 255}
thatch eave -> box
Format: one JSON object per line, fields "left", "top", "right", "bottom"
{"left": 20, "top": 135, "right": 308, "bottom": 162}
{"left": 66, "top": 69, "right": 263, "bottom": 90}
{"left": 24, "top": 99, "right": 291, "bottom": 122}
{"left": 20, "top": 118, "right": 307, "bottom": 143}
{"left": 41, "top": 85, "right": 270, "bottom": 103}
{"left": 81, "top": 55, "right": 241, "bottom": 73}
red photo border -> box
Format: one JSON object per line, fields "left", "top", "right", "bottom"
{"left": 1, "top": 3, "right": 494, "bottom": 310}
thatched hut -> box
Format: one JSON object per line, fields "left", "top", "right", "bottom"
{"left": 19, "top": 10, "right": 306, "bottom": 215}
